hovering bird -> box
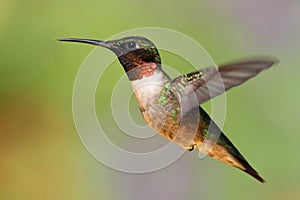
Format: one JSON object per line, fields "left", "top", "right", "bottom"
{"left": 59, "top": 36, "right": 277, "bottom": 183}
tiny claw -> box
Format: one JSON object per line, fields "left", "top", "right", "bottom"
{"left": 188, "top": 144, "right": 196, "bottom": 151}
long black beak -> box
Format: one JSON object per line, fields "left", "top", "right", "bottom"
{"left": 58, "top": 38, "right": 112, "bottom": 49}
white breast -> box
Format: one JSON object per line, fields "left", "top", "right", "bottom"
{"left": 130, "top": 70, "right": 170, "bottom": 108}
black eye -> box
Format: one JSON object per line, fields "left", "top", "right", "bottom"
{"left": 127, "top": 41, "right": 136, "bottom": 49}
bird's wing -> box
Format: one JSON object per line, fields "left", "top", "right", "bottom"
{"left": 169, "top": 58, "right": 277, "bottom": 119}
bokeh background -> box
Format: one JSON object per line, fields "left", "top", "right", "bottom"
{"left": 1, "top": 0, "right": 300, "bottom": 199}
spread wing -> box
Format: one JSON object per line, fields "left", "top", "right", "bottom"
{"left": 169, "top": 58, "right": 278, "bottom": 118}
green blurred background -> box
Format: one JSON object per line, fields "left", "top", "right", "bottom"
{"left": 1, "top": 0, "right": 300, "bottom": 199}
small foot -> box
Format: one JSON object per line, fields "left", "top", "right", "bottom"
{"left": 188, "top": 144, "right": 196, "bottom": 151}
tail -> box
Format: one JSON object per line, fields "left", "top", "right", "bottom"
{"left": 208, "top": 133, "right": 265, "bottom": 183}
{"left": 198, "top": 107, "right": 265, "bottom": 183}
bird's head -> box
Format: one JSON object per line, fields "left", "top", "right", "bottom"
{"left": 59, "top": 36, "right": 162, "bottom": 80}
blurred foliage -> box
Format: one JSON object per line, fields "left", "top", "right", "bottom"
{"left": 0, "top": 0, "right": 300, "bottom": 200}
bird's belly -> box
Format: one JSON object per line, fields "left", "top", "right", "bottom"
{"left": 141, "top": 103, "right": 205, "bottom": 149}
{"left": 132, "top": 82, "right": 206, "bottom": 149}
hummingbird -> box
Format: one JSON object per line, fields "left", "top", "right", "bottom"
{"left": 59, "top": 36, "right": 277, "bottom": 183}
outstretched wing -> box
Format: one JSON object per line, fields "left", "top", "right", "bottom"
{"left": 169, "top": 58, "right": 278, "bottom": 118}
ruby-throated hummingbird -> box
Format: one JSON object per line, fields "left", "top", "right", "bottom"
{"left": 59, "top": 36, "right": 277, "bottom": 183}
